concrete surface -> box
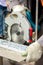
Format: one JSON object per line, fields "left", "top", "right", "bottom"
{"left": 3, "top": 58, "right": 35, "bottom": 65}
{"left": 0, "top": 55, "right": 43, "bottom": 65}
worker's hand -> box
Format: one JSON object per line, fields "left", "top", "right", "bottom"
{"left": 6, "top": 1, "right": 11, "bottom": 11}
{"left": 6, "top": 1, "right": 9, "bottom": 8}
{"left": 26, "top": 41, "right": 42, "bottom": 62}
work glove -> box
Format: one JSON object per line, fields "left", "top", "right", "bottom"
{"left": 26, "top": 35, "right": 43, "bottom": 62}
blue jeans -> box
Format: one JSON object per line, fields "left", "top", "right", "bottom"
{"left": 0, "top": 5, "right": 7, "bottom": 37}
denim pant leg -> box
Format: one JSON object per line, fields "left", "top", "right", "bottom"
{"left": 3, "top": 7, "right": 7, "bottom": 36}
{"left": 0, "top": 7, "right": 3, "bottom": 36}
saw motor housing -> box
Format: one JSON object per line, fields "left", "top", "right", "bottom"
{"left": 5, "top": 5, "right": 31, "bottom": 44}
